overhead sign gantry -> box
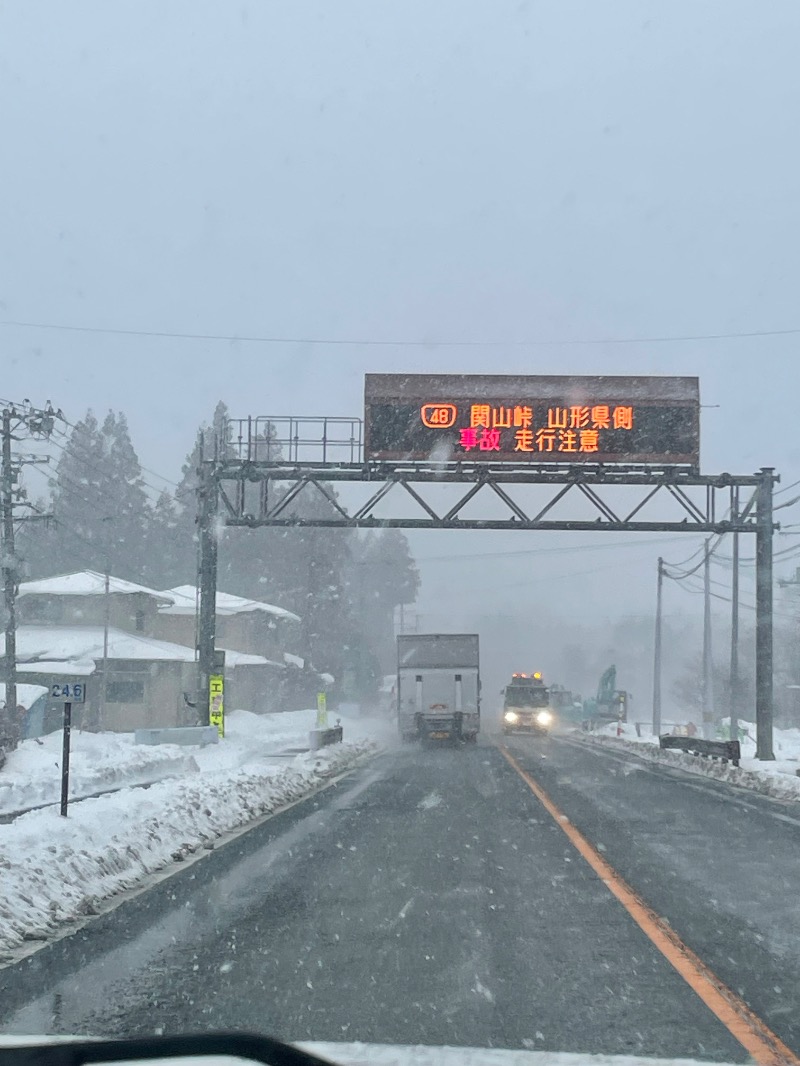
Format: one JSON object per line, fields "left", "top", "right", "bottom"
{"left": 196, "top": 374, "right": 777, "bottom": 759}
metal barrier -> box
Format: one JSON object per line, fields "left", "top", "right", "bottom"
{"left": 309, "top": 725, "right": 344, "bottom": 750}
{"left": 659, "top": 735, "right": 740, "bottom": 767}
{"left": 135, "top": 726, "right": 219, "bottom": 747}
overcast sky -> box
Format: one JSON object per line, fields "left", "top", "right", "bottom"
{"left": 2, "top": 1, "right": 799, "bottom": 700}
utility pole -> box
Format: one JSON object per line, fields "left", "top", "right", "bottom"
{"left": 755, "top": 467, "right": 775, "bottom": 760}
{"left": 729, "top": 490, "right": 740, "bottom": 745}
{"left": 97, "top": 515, "right": 115, "bottom": 733}
{"left": 99, "top": 554, "right": 111, "bottom": 732}
{"left": 0, "top": 401, "right": 60, "bottom": 751}
{"left": 1, "top": 409, "right": 17, "bottom": 746}
{"left": 652, "top": 557, "right": 664, "bottom": 737}
{"left": 702, "top": 537, "right": 715, "bottom": 740}
{"left": 197, "top": 451, "right": 218, "bottom": 727}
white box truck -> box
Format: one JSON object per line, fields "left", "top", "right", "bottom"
{"left": 397, "top": 633, "right": 480, "bottom": 744}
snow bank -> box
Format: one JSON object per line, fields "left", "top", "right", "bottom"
{"left": 0, "top": 736, "right": 378, "bottom": 960}
{"left": 0, "top": 1039, "right": 742, "bottom": 1066}
{"left": 0, "top": 707, "right": 394, "bottom": 817}
{"left": 300, "top": 1045, "right": 741, "bottom": 1066}
{"left": 574, "top": 722, "right": 800, "bottom": 803}
{"left": 0, "top": 730, "right": 200, "bottom": 816}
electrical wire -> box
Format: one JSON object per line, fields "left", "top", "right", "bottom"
{"left": 669, "top": 574, "right": 798, "bottom": 622}
{"left": 53, "top": 416, "right": 182, "bottom": 493}
{"left": 44, "top": 425, "right": 184, "bottom": 505}
{"left": 713, "top": 542, "right": 800, "bottom": 567}
{"left": 5, "top": 317, "right": 800, "bottom": 348}
{"left": 662, "top": 535, "right": 726, "bottom": 580}
{"left": 775, "top": 477, "right": 800, "bottom": 497}
{"left": 410, "top": 535, "right": 697, "bottom": 565}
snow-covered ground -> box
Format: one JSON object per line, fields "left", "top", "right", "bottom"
{"left": 0, "top": 707, "right": 393, "bottom": 816}
{"left": 575, "top": 720, "right": 800, "bottom": 801}
{"left": 0, "top": 1038, "right": 743, "bottom": 1066}
{"left": 0, "top": 1039, "right": 742, "bottom": 1066}
{"left": 0, "top": 708, "right": 388, "bottom": 960}
{"left": 0, "top": 730, "right": 201, "bottom": 816}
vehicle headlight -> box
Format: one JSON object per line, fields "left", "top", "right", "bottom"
{"left": 504, "top": 711, "right": 519, "bottom": 723}
{"left": 536, "top": 710, "right": 553, "bottom": 726}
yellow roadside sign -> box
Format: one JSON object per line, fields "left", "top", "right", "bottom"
{"left": 316, "top": 691, "right": 328, "bottom": 728}
{"left": 209, "top": 674, "right": 225, "bottom": 738}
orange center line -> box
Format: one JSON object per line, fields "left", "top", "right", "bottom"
{"left": 498, "top": 743, "right": 800, "bottom": 1066}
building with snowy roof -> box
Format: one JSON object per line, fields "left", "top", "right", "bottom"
{"left": 2, "top": 625, "right": 276, "bottom": 734}
{"left": 17, "top": 571, "right": 172, "bottom": 635}
{"left": 153, "top": 584, "right": 301, "bottom": 662}
{"left": 12, "top": 571, "right": 306, "bottom": 729}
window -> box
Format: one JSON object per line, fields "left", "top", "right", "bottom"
{"left": 23, "top": 598, "right": 62, "bottom": 622}
{"left": 135, "top": 610, "right": 145, "bottom": 632}
{"left": 106, "top": 681, "right": 145, "bottom": 703}
{"left": 24, "top": 600, "right": 46, "bottom": 621}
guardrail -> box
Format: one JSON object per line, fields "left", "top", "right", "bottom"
{"left": 659, "top": 735, "right": 741, "bottom": 767}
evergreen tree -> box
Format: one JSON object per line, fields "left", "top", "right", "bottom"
{"left": 141, "top": 490, "right": 187, "bottom": 589}
{"left": 100, "top": 411, "right": 151, "bottom": 580}
{"left": 18, "top": 409, "right": 155, "bottom": 583}
{"left": 344, "top": 529, "right": 420, "bottom": 675}
{"left": 18, "top": 410, "right": 106, "bottom": 577}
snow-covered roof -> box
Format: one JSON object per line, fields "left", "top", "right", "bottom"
{"left": 18, "top": 571, "right": 173, "bottom": 603}
{"left": 159, "top": 585, "right": 300, "bottom": 623}
{"left": 17, "top": 660, "right": 96, "bottom": 677}
{"left": 1, "top": 626, "right": 271, "bottom": 669}
{"left": 0, "top": 683, "right": 48, "bottom": 709}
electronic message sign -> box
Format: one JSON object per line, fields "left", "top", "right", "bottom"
{"left": 364, "top": 375, "right": 700, "bottom": 467}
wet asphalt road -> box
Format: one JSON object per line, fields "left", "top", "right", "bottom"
{"left": 2, "top": 733, "right": 800, "bottom": 1059}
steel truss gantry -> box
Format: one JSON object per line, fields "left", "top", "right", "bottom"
{"left": 196, "top": 420, "right": 778, "bottom": 760}
{"left": 214, "top": 461, "right": 766, "bottom": 534}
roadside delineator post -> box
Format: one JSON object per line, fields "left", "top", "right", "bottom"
{"left": 53, "top": 680, "right": 86, "bottom": 817}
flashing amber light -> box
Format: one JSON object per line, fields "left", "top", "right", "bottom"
{"left": 533, "top": 672, "right": 542, "bottom": 679}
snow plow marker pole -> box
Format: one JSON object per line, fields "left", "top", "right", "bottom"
{"left": 499, "top": 744, "right": 800, "bottom": 1066}
{"left": 60, "top": 701, "right": 72, "bottom": 817}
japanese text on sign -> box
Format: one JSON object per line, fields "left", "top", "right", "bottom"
{"left": 363, "top": 374, "right": 701, "bottom": 466}
{"left": 316, "top": 691, "right": 328, "bottom": 728}
{"left": 209, "top": 674, "right": 225, "bottom": 738}
{"left": 451, "top": 404, "right": 634, "bottom": 454}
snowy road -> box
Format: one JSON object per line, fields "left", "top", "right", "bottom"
{"left": 2, "top": 735, "right": 800, "bottom": 1060}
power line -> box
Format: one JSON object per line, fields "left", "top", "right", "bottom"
{"left": 54, "top": 417, "right": 182, "bottom": 493}
{"left": 671, "top": 574, "right": 798, "bottom": 622}
{"left": 713, "top": 542, "right": 800, "bottom": 567}
{"left": 413, "top": 535, "right": 696, "bottom": 565}
{"left": 663, "top": 534, "right": 726, "bottom": 580}
{"left": 4, "top": 317, "right": 800, "bottom": 348}
{"left": 775, "top": 477, "right": 800, "bottom": 497}
{"left": 44, "top": 425, "right": 181, "bottom": 505}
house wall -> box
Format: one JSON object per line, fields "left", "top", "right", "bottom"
{"left": 150, "top": 613, "right": 197, "bottom": 648}
{"left": 23, "top": 660, "right": 195, "bottom": 734}
{"left": 153, "top": 611, "right": 298, "bottom": 663}
{"left": 225, "top": 663, "right": 285, "bottom": 713}
{"left": 18, "top": 593, "right": 162, "bottom": 635}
